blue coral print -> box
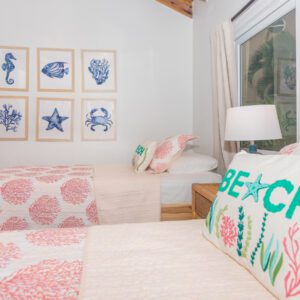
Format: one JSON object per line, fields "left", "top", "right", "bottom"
{"left": 42, "top": 62, "right": 69, "bottom": 79}
{"left": 0, "top": 104, "right": 22, "bottom": 132}
{"left": 42, "top": 108, "right": 69, "bottom": 132}
{"left": 85, "top": 107, "right": 113, "bottom": 132}
{"left": 2, "top": 53, "right": 16, "bottom": 85}
{"left": 88, "top": 59, "right": 110, "bottom": 85}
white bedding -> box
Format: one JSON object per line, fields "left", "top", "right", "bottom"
{"left": 80, "top": 220, "right": 274, "bottom": 299}
{"left": 160, "top": 171, "right": 222, "bottom": 204}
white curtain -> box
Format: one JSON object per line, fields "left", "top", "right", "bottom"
{"left": 211, "top": 21, "right": 238, "bottom": 175}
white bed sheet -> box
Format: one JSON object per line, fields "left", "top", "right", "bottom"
{"left": 160, "top": 171, "right": 222, "bottom": 205}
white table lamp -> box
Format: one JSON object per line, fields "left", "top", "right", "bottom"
{"left": 225, "top": 105, "right": 282, "bottom": 153}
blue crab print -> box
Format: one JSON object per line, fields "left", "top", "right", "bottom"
{"left": 88, "top": 59, "right": 110, "bottom": 85}
{"left": 0, "top": 104, "right": 22, "bottom": 132}
{"left": 42, "top": 62, "right": 69, "bottom": 79}
{"left": 85, "top": 107, "right": 113, "bottom": 132}
{"left": 2, "top": 53, "right": 16, "bottom": 85}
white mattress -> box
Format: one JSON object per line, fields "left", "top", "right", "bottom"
{"left": 160, "top": 171, "right": 222, "bottom": 205}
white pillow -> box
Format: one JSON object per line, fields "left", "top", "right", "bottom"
{"left": 167, "top": 152, "right": 218, "bottom": 174}
{"left": 133, "top": 141, "right": 157, "bottom": 173}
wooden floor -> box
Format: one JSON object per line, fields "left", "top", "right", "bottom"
{"left": 161, "top": 203, "right": 195, "bottom": 221}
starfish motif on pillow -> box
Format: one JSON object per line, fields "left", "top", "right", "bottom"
{"left": 42, "top": 108, "right": 69, "bottom": 132}
{"left": 242, "top": 174, "right": 269, "bottom": 203}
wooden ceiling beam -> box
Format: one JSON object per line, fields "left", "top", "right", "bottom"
{"left": 156, "top": 0, "right": 193, "bottom": 18}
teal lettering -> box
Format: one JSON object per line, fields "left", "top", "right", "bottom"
{"left": 228, "top": 171, "right": 250, "bottom": 198}
{"left": 286, "top": 186, "right": 300, "bottom": 219}
{"left": 263, "top": 180, "right": 293, "bottom": 213}
{"left": 219, "top": 169, "right": 236, "bottom": 192}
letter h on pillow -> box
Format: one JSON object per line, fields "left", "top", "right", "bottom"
{"left": 202, "top": 152, "right": 300, "bottom": 299}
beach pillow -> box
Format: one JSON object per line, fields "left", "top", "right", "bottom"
{"left": 149, "top": 135, "right": 196, "bottom": 173}
{"left": 133, "top": 141, "right": 157, "bottom": 173}
{"left": 202, "top": 152, "right": 300, "bottom": 299}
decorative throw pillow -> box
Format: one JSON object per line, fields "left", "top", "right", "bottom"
{"left": 202, "top": 152, "right": 300, "bottom": 299}
{"left": 167, "top": 152, "right": 218, "bottom": 174}
{"left": 133, "top": 141, "right": 157, "bottom": 173}
{"left": 280, "top": 143, "right": 300, "bottom": 155}
{"left": 149, "top": 135, "right": 196, "bottom": 173}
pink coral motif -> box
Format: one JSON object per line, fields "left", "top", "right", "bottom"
{"left": 154, "top": 141, "right": 173, "bottom": 159}
{"left": 26, "top": 167, "right": 49, "bottom": 172}
{"left": 16, "top": 172, "right": 41, "bottom": 177}
{"left": 220, "top": 216, "right": 238, "bottom": 247}
{"left": 26, "top": 227, "right": 87, "bottom": 246}
{"left": 68, "top": 172, "right": 91, "bottom": 177}
{"left": 36, "top": 175, "right": 64, "bottom": 184}
{"left": 0, "top": 260, "right": 83, "bottom": 299}
{"left": 86, "top": 201, "right": 99, "bottom": 224}
{"left": 0, "top": 242, "right": 21, "bottom": 268}
{"left": 52, "top": 165, "right": 69, "bottom": 169}
{"left": 177, "top": 135, "right": 195, "bottom": 149}
{"left": 59, "top": 217, "right": 85, "bottom": 228}
{"left": 29, "top": 196, "right": 60, "bottom": 225}
{"left": 61, "top": 178, "right": 90, "bottom": 205}
{"left": 1, "top": 179, "right": 33, "bottom": 205}
{"left": 0, "top": 176, "right": 9, "bottom": 180}
{"left": 1, "top": 217, "right": 28, "bottom": 231}
{"left": 47, "top": 169, "right": 69, "bottom": 175}
{"left": 0, "top": 170, "right": 19, "bottom": 174}
{"left": 283, "top": 223, "right": 300, "bottom": 298}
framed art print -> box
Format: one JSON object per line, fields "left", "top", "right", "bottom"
{"left": 81, "top": 50, "right": 117, "bottom": 92}
{"left": 81, "top": 99, "right": 116, "bottom": 141}
{"left": 0, "top": 46, "right": 29, "bottom": 91}
{"left": 37, "top": 48, "right": 74, "bottom": 92}
{"left": 37, "top": 98, "right": 74, "bottom": 142}
{"left": 277, "top": 58, "right": 296, "bottom": 96}
{"left": 0, "top": 96, "right": 28, "bottom": 140}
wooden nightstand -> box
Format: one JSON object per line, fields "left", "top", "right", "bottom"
{"left": 192, "top": 183, "right": 220, "bottom": 219}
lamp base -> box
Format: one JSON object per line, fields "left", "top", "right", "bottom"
{"left": 248, "top": 143, "right": 257, "bottom": 153}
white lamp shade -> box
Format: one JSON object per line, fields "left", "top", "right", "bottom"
{"left": 225, "top": 105, "right": 282, "bottom": 141}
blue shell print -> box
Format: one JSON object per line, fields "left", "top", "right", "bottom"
{"left": 0, "top": 104, "right": 22, "bottom": 132}
{"left": 42, "top": 62, "right": 69, "bottom": 79}
{"left": 88, "top": 59, "right": 110, "bottom": 85}
{"left": 2, "top": 52, "right": 16, "bottom": 85}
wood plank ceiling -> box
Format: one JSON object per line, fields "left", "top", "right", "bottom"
{"left": 156, "top": 0, "right": 193, "bottom": 18}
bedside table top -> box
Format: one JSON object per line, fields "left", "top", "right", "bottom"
{"left": 192, "top": 183, "right": 220, "bottom": 202}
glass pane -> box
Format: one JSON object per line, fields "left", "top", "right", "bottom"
{"left": 240, "top": 10, "right": 296, "bottom": 151}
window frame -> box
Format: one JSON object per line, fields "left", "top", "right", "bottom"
{"left": 234, "top": 0, "right": 298, "bottom": 146}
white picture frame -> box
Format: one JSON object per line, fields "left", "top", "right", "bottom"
{"left": 0, "top": 96, "right": 28, "bottom": 141}
{"left": 0, "top": 46, "right": 29, "bottom": 91}
{"left": 81, "top": 98, "right": 116, "bottom": 141}
{"left": 37, "top": 48, "right": 75, "bottom": 92}
{"left": 36, "top": 98, "right": 74, "bottom": 142}
{"left": 81, "top": 50, "right": 117, "bottom": 92}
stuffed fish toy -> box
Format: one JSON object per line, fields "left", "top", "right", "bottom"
{"left": 42, "top": 62, "right": 69, "bottom": 79}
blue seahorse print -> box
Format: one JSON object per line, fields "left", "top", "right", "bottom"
{"left": 2, "top": 53, "right": 16, "bottom": 85}
{"left": 42, "top": 62, "right": 69, "bottom": 79}
{"left": 88, "top": 59, "right": 110, "bottom": 85}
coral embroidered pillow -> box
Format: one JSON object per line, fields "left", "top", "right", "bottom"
{"left": 149, "top": 135, "right": 196, "bottom": 173}
{"left": 280, "top": 143, "right": 300, "bottom": 155}
{"left": 202, "top": 152, "right": 300, "bottom": 299}
{"left": 133, "top": 141, "right": 157, "bottom": 173}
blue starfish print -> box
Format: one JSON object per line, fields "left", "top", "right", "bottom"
{"left": 42, "top": 108, "right": 69, "bottom": 132}
{"left": 242, "top": 174, "right": 269, "bottom": 203}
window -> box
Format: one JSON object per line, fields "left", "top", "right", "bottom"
{"left": 240, "top": 9, "right": 296, "bottom": 151}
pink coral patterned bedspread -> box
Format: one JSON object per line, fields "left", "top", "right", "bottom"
{"left": 0, "top": 226, "right": 87, "bottom": 299}
{"left": 0, "top": 165, "right": 99, "bottom": 231}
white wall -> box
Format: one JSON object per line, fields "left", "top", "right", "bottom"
{"left": 193, "top": 0, "right": 249, "bottom": 155}
{"left": 0, "top": 0, "right": 193, "bottom": 167}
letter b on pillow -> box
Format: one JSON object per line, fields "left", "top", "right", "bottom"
{"left": 202, "top": 152, "right": 300, "bottom": 299}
